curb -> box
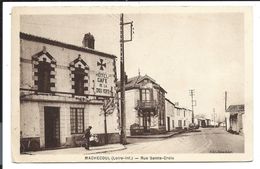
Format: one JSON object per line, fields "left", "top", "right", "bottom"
{"left": 87, "top": 145, "right": 127, "bottom": 154}
{"left": 127, "top": 130, "right": 185, "bottom": 139}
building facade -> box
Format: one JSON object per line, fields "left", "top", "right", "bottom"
{"left": 20, "top": 32, "right": 120, "bottom": 151}
{"left": 165, "top": 98, "right": 175, "bottom": 131}
{"left": 165, "top": 98, "right": 192, "bottom": 131}
{"left": 174, "top": 107, "right": 192, "bottom": 129}
{"left": 117, "top": 75, "right": 167, "bottom": 136}
{"left": 226, "top": 104, "right": 244, "bottom": 134}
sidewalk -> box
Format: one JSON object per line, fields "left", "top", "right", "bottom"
{"left": 127, "top": 130, "right": 185, "bottom": 139}
{"left": 23, "top": 143, "right": 126, "bottom": 155}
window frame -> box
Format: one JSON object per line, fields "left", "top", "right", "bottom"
{"left": 140, "top": 88, "right": 153, "bottom": 101}
{"left": 37, "top": 60, "right": 51, "bottom": 92}
{"left": 70, "top": 108, "right": 85, "bottom": 134}
{"left": 178, "top": 120, "right": 182, "bottom": 127}
{"left": 74, "top": 67, "right": 86, "bottom": 95}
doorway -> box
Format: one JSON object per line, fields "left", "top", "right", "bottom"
{"left": 167, "top": 117, "right": 170, "bottom": 131}
{"left": 44, "top": 106, "right": 60, "bottom": 148}
{"left": 143, "top": 112, "right": 151, "bottom": 132}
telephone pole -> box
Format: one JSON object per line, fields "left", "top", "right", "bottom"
{"left": 189, "top": 89, "right": 196, "bottom": 123}
{"left": 213, "top": 108, "right": 216, "bottom": 128}
{"left": 120, "top": 13, "right": 133, "bottom": 145}
{"left": 225, "top": 91, "right": 228, "bottom": 130}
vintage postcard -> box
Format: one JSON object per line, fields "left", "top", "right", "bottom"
{"left": 11, "top": 6, "right": 253, "bottom": 162}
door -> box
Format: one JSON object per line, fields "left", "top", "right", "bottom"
{"left": 44, "top": 107, "right": 60, "bottom": 148}
{"left": 143, "top": 112, "right": 151, "bottom": 132}
{"left": 167, "top": 117, "right": 170, "bottom": 131}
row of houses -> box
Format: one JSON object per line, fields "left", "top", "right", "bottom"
{"left": 19, "top": 32, "right": 192, "bottom": 151}
{"left": 165, "top": 99, "right": 192, "bottom": 131}
{"left": 117, "top": 75, "right": 192, "bottom": 136}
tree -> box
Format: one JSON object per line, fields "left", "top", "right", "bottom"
{"left": 99, "top": 92, "right": 118, "bottom": 144}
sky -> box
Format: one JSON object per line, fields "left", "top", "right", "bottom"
{"left": 20, "top": 13, "right": 245, "bottom": 121}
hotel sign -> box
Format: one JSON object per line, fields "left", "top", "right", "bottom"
{"left": 95, "top": 72, "right": 111, "bottom": 95}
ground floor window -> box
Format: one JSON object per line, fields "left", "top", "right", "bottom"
{"left": 172, "top": 120, "right": 174, "bottom": 128}
{"left": 178, "top": 120, "right": 182, "bottom": 127}
{"left": 70, "top": 108, "right": 84, "bottom": 134}
{"left": 184, "top": 120, "right": 186, "bottom": 126}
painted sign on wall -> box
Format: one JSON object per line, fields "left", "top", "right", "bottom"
{"left": 95, "top": 72, "right": 111, "bottom": 95}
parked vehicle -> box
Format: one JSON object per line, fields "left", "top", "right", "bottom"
{"left": 189, "top": 123, "right": 199, "bottom": 130}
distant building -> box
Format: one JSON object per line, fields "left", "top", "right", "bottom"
{"left": 117, "top": 75, "right": 167, "bottom": 136}
{"left": 226, "top": 104, "right": 244, "bottom": 134}
{"left": 165, "top": 98, "right": 192, "bottom": 131}
{"left": 20, "top": 32, "right": 120, "bottom": 151}
{"left": 165, "top": 98, "right": 175, "bottom": 131}
{"left": 196, "top": 118, "right": 210, "bottom": 128}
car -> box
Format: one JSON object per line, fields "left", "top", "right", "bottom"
{"left": 189, "top": 123, "right": 199, "bottom": 129}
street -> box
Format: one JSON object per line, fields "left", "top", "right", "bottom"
{"left": 107, "top": 127, "right": 244, "bottom": 154}
{"left": 25, "top": 127, "right": 244, "bottom": 155}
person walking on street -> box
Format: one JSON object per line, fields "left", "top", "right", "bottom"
{"left": 84, "top": 126, "right": 92, "bottom": 150}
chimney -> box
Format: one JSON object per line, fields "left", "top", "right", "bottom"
{"left": 82, "top": 33, "right": 95, "bottom": 49}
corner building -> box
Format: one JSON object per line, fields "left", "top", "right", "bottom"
{"left": 20, "top": 32, "right": 120, "bottom": 151}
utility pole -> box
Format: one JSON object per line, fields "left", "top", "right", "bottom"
{"left": 189, "top": 89, "right": 196, "bottom": 123}
{"left": 225, "top": 91, "right": 228, "bottom": 131}
{"left": 213, "top": 108, "right": 215, "bottom": 128}
{"left": 120, "top": 13, "right": 133, "bottom": 145}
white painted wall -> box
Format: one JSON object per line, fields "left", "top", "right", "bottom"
{"left": 88, "top": 104, "right": 120, "bottom": 134}
{"left": 20, "top": 102, "right": 40, "bottom": 138}
{"left": 225, "top": 112, "right": 230, "bottom": 130}
{"left": 125, "top": 89, "right": 139, "bottom": 136}
{"left": 165, "top": 99, "right": 175, "bottom": 131}
{"left": 21, "top": 101, "right": 118, "bottom": 147}
{"left": 20, "top": 39, "right": 116, "bottom": 96}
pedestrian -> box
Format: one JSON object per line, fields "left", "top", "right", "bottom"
{"left": 84, "top": 126, "right": 92, "bottom": 150}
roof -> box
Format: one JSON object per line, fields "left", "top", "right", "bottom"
{"left": 226, "top": 105, "right": 244, "bottom": 112}
{"left": 165, "top": 98, "right": 175, "bottom": 106}
{"left": 20, "top": 32, "right": 116, "bottom": 59}
{"left": 117, "top": 74, "right": 167, "bottom": 93}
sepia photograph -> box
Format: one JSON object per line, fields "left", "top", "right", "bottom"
{"left": 11, "top": 6, "right": 253, "bottom": 162}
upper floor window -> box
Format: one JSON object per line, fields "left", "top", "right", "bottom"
{"left": 177, "top": 109, "right": 180, "bottom": 116}
{"left": 69, "top": 55, "right": 89, "bottom": 96}
{"left": 32, "top": 47, "right": 57, "bottom": 93}
{"left": 141, "top": 89, "right": 152, "bottom": 101}
{"left": 74, "top": 66, "right": 85, "bottom": 95}
{"left": 38, "top": 59, "right": 51, "bottom": 92}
